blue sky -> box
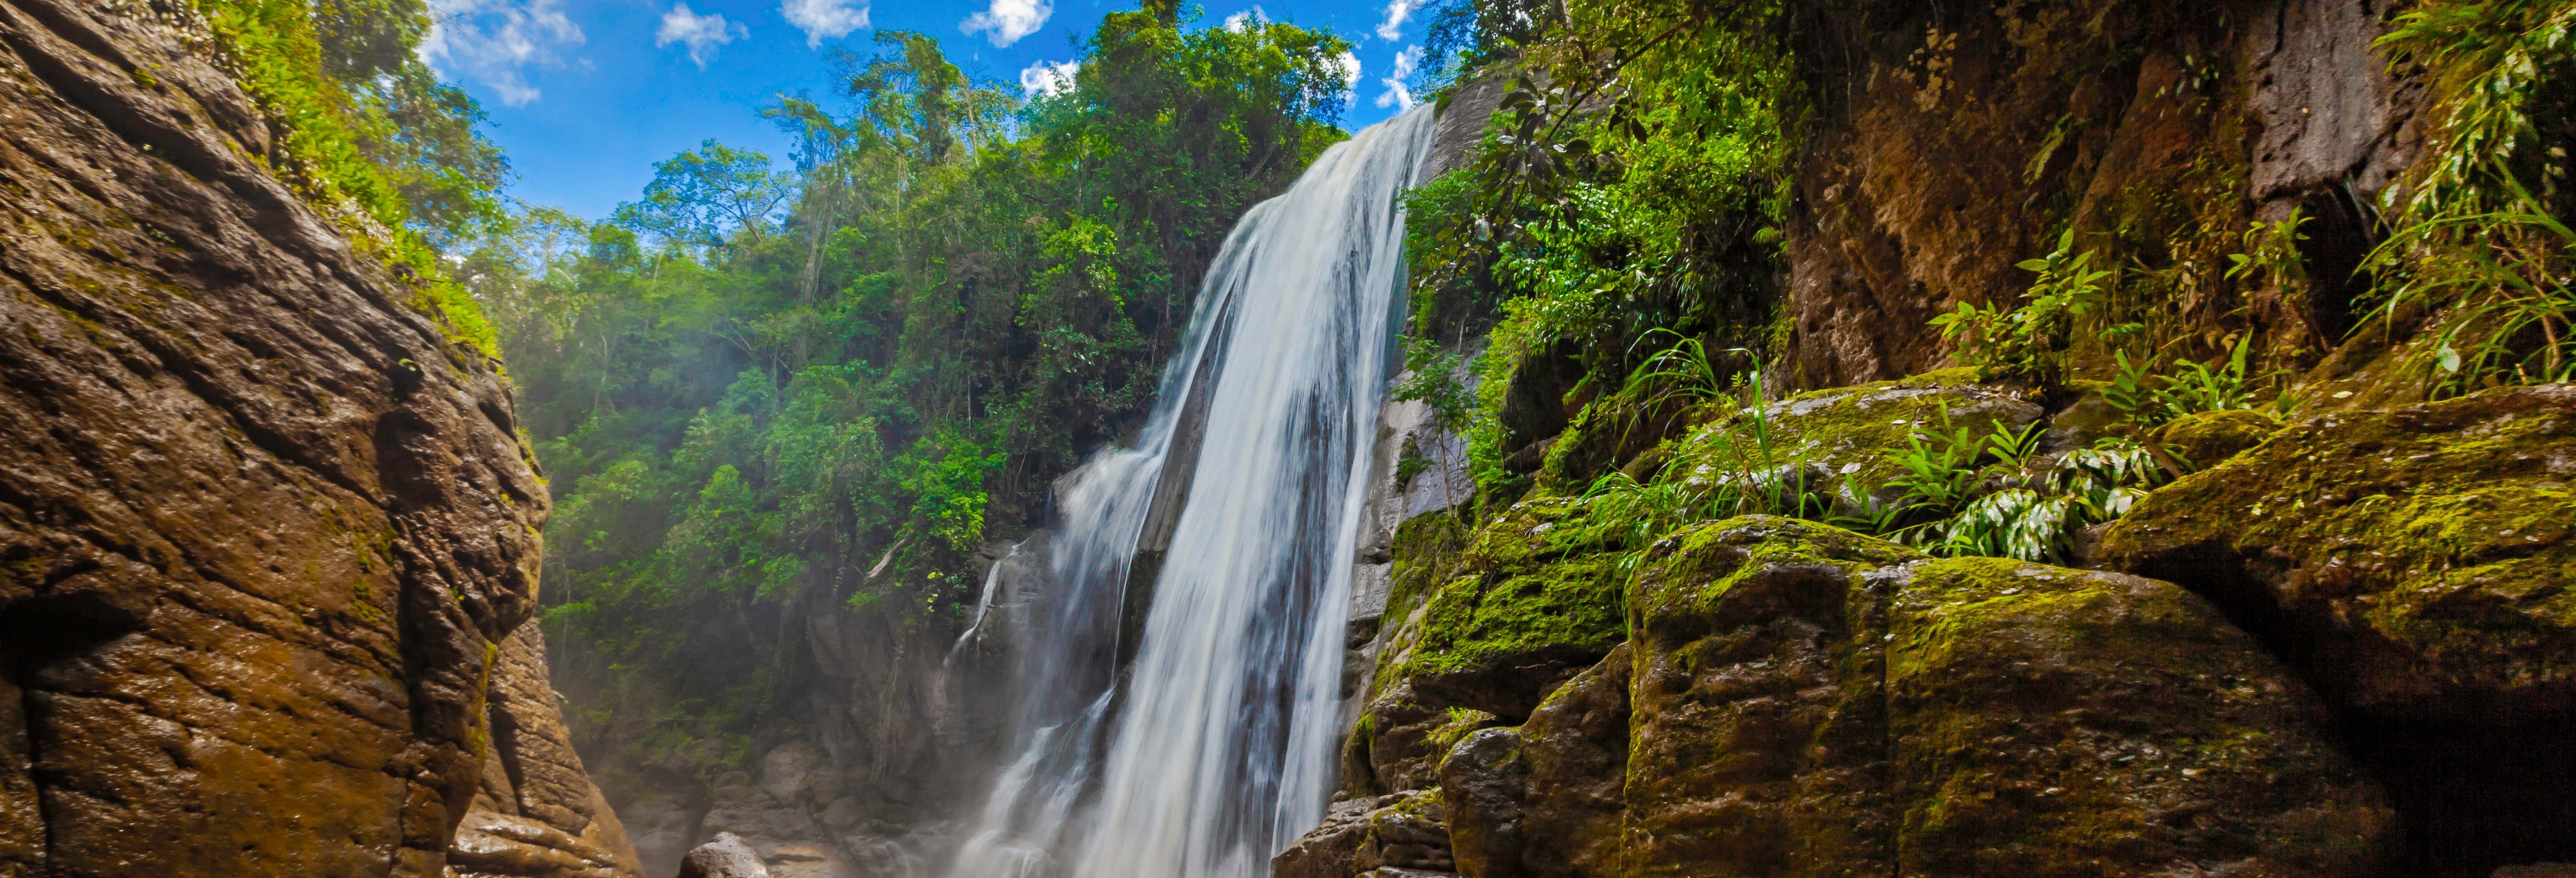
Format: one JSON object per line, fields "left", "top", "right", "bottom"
{"left": 423, "top": 0, "right": 1435, "bottom": 220}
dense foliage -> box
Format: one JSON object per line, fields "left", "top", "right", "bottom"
{"left": 460, "top": 16, "right": 1354, "bottom": 760}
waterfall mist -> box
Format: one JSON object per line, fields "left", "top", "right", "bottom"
{"left": 942, "top": 103, "right": 1437, "bottom": 878}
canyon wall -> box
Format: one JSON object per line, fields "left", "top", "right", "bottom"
{"left": 0, "top": 2, "right": 633, "bottom": 875}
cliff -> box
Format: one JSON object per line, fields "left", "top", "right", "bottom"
{"left": 0, "top": 2, "right": 633, "bottom": 875}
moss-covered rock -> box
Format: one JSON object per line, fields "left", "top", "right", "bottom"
{"left": 1619, "top": 517, "right": 2390, "bottom": 877}
{"left": 1370, "top": 498, "right": 1631, "bottom": 719}
{"left": 1658, "top": 372, "right": 2042, "bottom": 511}
{"left": 2149, "top": 408, "right": 2283, "bottom": 471}
{"left": 2101, "top": 383, "right": 2576, "bottom": 722}
{"left": 1887, "top": 558, "right": 2389, "bottom": 876}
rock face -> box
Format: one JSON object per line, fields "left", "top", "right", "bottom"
{"left": 1784, "top": 0, "right": 2421, "bottom": 388}
{"left": 0, "top": 2, "right": 632, "bottom": 876}
{"left": 2104, "top": 383, "right": 2576, "bottom": 870}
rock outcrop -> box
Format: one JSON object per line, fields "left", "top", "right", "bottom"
{"left": 2105, "top": 383, "right": 2576, "bottom": 870}
{"left": 0, "top": 2, "right": 632, "bottom": 875}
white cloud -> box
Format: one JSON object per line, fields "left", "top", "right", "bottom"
{"left": 421, "top": 0, "right": 584, "bottom": 106}
{"left": 657, "top": 3, "right": 747, "bottom": 68}
{"left": 1223, "top": 6, "right": 1268, "bottom": 32}
{"left": 1376, "top": 45, "right": 1421, "bottom": 110}
{"left": 1374, "top": 0, "right": 1421, "bottom": 41}
{"left": 782, "top": 0, "right": 870, "bottom": 47}
{"left": 1020, "top": 59, "right": 1078, "bottom": 97}
{"left": 960, "top": 0, "right": 1052, "bottom": 47}
{"left": 1336, "top": 50, "right": 1360, "bottom": 104}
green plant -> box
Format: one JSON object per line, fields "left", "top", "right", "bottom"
{"left": 2359, "top": 0, "right": 2576, "bottom": 394}
{"left": 1931, "top": 229, "right": 2115, "bottom": 387}
{"left": 2102, "top": 335, "right": 2277, "bottom": 428}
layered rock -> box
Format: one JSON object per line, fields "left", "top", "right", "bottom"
{"left": 0, "top": 2, "right": 631, "bottom": 875}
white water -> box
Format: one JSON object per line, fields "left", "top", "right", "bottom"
{"left": 943, "top": 104, "right": 1436, "bottom": 878}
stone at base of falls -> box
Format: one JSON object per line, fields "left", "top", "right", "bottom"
{"left": 676, "top": 833, "right": 772, "bottom": 878}
{"left": 1275, "top": 791, "right": 1459, "bottom": 878}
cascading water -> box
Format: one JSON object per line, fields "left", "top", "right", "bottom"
{"left": 943, "top": 104, "right": 1437, "bottom": 878}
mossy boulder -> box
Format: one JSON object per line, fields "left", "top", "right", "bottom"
{"left": 2101, "top": 383, "right": 2576, "bottom": 723}
{"left": 1619, "top": 517, "right": 2390, "bottom": 877}
{"left": 1658, "top": 372, "right": 2042, "bottom": 511}
{"left": 1370, "top": 498, "right": 1631, "bottom": 720}
{"left": 2149, "top": 408, "right": 2283, "bottom": 471}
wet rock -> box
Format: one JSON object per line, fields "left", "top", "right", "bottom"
{"left": 676, "top": 833, "right": 771, "bottom": 878}
{"left": 1622, "top": 517, "right": 2390, "bottom": 876}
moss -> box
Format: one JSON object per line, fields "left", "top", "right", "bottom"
{"left": 1616, "top": 515, "right": 2389, "bottom": 876}
{"left": 2148, "top": 408, "right": 2281, "bottom": 471}
{"left": 2103, "top": 383, "right": 2576, "bottom": 719}
{"left": 1657, "top": 375, "right": 2040, "bottom": 507}
{"left": 1887, "top": 557, "right": 2391, "bottom": 874}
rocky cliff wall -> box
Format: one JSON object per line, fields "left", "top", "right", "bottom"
{"left": 1786, "top": 0, "right": 2423, "bottom": 388}
{"left": 0, "top": 2, "right": 633, "bottom": 875}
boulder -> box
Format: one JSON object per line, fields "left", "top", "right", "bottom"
{"left": 676, "top": 833, "right": 772, "bottom": 878}
{"left": 1620, "top": 517, "right": 2390, "bottom": 876}
{"left": 1274, "top": 791, "right": 1457, "bottom": 878}
{"left": 2102, "top": 383, "right": 2576, "bottom": 870}
{"left": 2149, "top": 408, "right": 2282, "bottom": 470}
{"left": 2103, "top": 383, "right": 2576, "bottom": 722}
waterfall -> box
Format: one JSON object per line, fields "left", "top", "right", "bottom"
{"left": 943, "top": 104, "right": 1437, "bottom": 878}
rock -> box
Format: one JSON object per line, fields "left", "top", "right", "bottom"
{"left": 1661, "top": 372, "right": 2043, "bottom": 514}
{"left": 2149, "top": 408, "right": 2282, "bottom": 471}
{"left": 1510, "top": 645, "right": 1628, "bottom": 878}
{"left": 1438, "top": 728, "right": 1527, "bottom": 878}
{"left": 1370, "top": 499, "right": 1629, "bottom": 721}
{"left": 1275, "top": 790, "right": 1460, "bottom": 878}
{"left": 676, "top": 833, "right": 772, "bottom": 878}
{"left": 1621, "top": 517, "right": 2390, "bottom": 876}
{"left": 0, "top": 2, "right": 628, "bottom": 876}
{"left": 2104, "top": 384, "right": 2576, "bottom": 722}
{"left": 2103, "top": 384, "right": 2576, "bottom": 869}
{"left": 1355, "top": 791, "right": 1458, "bottom": 875}
{"left": 452, "top": 626, "right": 646, "bottom": 877}
{"left": 1273, "top": 796, "right": 1377, "bottom": 878}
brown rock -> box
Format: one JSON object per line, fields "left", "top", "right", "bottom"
{"left": 1621, "top": 517, "right": 2391, "bottom": 877}
{"left": 0, "top": 2, "right": 629, "bottom": 875}
{"left": 1510, "top": 645, "right": 1627, "bottom": 878}
{"left": 1437, "top": 728, "right": 1525, "bottom": 878}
